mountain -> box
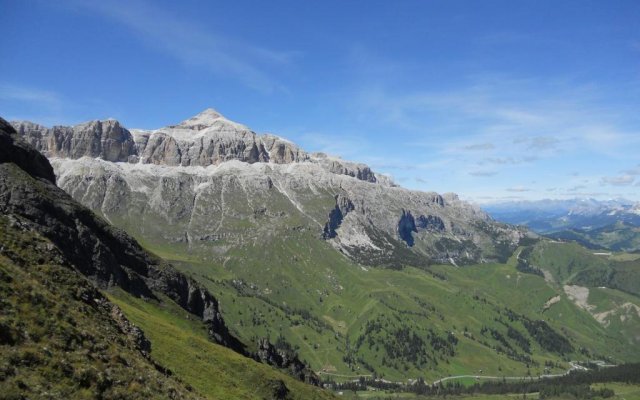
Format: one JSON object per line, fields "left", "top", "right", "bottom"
{"left": 547, "top": 222, "right": 640, "bottom": 253}
{"left": 483, "top": 199, "right": 640, "bottom": 252}
{"left": 8, "top": 111, "right": 640, "bottom": 385}
{"left": 483, "top": 198, "right": 640, "bottom": 234}
{"left": 0, "top": 117, "right": 333, "bottom": 399}
{"left": 12, "top": 109, "right": 524, "bottom": 268}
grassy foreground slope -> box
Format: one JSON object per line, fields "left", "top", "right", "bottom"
{"left": 108, "top": 289, "right": 334, "bottom": 400}
{"left": 0, "top": 216, "right": 201, "bottom": 399}
{"left": 140, "top": 230, "right": 640, "bottom": 383}
{"left": 0, "top": 214, "right": 334, "bottom": 400}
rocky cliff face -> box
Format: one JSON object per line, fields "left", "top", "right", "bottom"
{"left": 0, "top": 119, "right": 56, "bottom": 183}
{"left": 12, "top": 109, "right": 526, "bottom": 267}
{"left": 13, "top": 119, "right": 136, "bottom": 162}
{"left": 322, "top": 194, "right": 355, "bottom": 239}
{"left": 416, "top": 214, "right": 446, "bottom": 232}
{"left": 397, "top": 209, "right": 418, "bottom": 247}
{"left": 12, "top": 108, "right": 375, "bottom": 183}
{"left": 261, "top": 134, "right": 308, "bottom": 164}
{"left": 255, "top": 338, "right": 320, "bottom": 386}
{"left": 0, "top": 117, "right": 241, "bottom": 352}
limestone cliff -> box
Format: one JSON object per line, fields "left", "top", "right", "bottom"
{"left": 12, "top": 110, "right": 527, "bottom": 267}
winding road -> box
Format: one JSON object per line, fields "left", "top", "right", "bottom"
{"left": 320, "top": 361, "right": 594, "bottom": 387}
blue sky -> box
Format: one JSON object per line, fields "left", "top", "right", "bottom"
{"left": 1, "top": 0, "right": 639, "bottom": 203}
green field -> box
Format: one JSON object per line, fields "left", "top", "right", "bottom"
{"left": 108, "top": 289, "right": 334, "bottom": 400}
{"left": 338, "top": 382, "right": 640, "bottom": 399}
{"left": 344, "top": 388, "right": 640, "bottom": 400}
{"left": 136, "top": 232, "right": 640, "bottom": 383}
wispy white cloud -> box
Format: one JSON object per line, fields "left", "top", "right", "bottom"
{"left": 479, "top": 156, "right": 538, "bottom": 165}
{"left": 63, "top": 0, "right": 292, "bottom": 93}
{"left": 559, "top": 191, "right": 609, "bottom": 197}
{"left": 469, "top": 170, "right": 498, "bottom": 177}
{"left": 0, "top": 83, "right": 70, "bottom": 125}
{"left": 506, "top": 186, "right": 531, "bottom": 192}
{"left": 567, "top": 185, "right": 587, "bottom": 192}
{"left": 0, "top": 82, "right": 123, "bottom": 125}
{"left": 601, "top": 175, "right": 636, "bottom": 186}
{"left": 0, "top": 84, "right": 62, "bottom": 109}
{"left": 463, "top": 142, "right": 495, "bottom": 151}
{"left": 352, "top": 76, "right": 639, "bottom": 158}
{"left": 298, "top": 130, "right": 370, "bottom": 160}
{"left": 528, "top": 136, "right": 559, "bottom": 150}
{"left": 624, "top": 165, "right": 640, "bottom": 175}
{"left": 339, "top": 69, "right": 640, "bottom": 200}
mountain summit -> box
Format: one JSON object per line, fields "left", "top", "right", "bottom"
{"left": 170, "top": 108, "right": 235, "bottom": 131}
{"left": 12, "top": 111, "right": 524, "bottom": 267}
{"left": 180, "top": 107, "right": 224, "bottom": 124}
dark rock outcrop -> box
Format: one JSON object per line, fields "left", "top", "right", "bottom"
{"left": 146, "top": 266, "right": 244, "bottom": 352}
{"left": 416, "top": 214, "right": 446, "bottom": 232}
{"left": 429, "top": 194, "right": 445, "bottom": 206}
{"left": 267, "top": 379, "right": 291, "bottom": 400}
{"left": 255, "top": 338, "right": 320, "bottom": 386}
{"left": 0, "top": 119, "right": 56, "bottom": 184}
{"left": 108, "top": 302, "right": 152, "bottom": 354}
{"left": 397, "top": 209, "right": 418, "bottom": 247}
{"left": 322, "top": 194, "right": 355, "bottom": 239}
{"left": 322, "top": 159, "right": 377, "bottom": 183}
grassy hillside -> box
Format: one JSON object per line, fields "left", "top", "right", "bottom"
{"left": 108, "top": 289, "right": 334, "bottom": 400}
{"left": 548, "top": 222, "right": 640, "bottom": 253}
{"left": 0, "top": 216, "right": 201, "bottom": 399}
{"left": 524, "top": 240, "right": 640, "bottom": 297}
{"left": 0, "top": 214, "right": 335, "bottom": 400}
{"left": 137, "top": 232, "right": 640, "bottom": 383}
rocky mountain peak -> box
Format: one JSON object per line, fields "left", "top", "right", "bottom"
{"left": 171, "top": 108, "right": 227, "bottom": 131}
{"left": 12, "top": 110, "right": 388, "bottom": 183}
{"left": 11, "top": 118, "right": 136, "bottom": 163}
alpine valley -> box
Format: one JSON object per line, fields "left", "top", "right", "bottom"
{"left": 484, "top": 199, "right": 640, "bottom": 253}
{"left": 3, "top": 109, "right": 640, "bottom": 399}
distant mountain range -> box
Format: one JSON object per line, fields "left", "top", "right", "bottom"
{"left": 483, "top": 199, "right": 640, "bottom": 252}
